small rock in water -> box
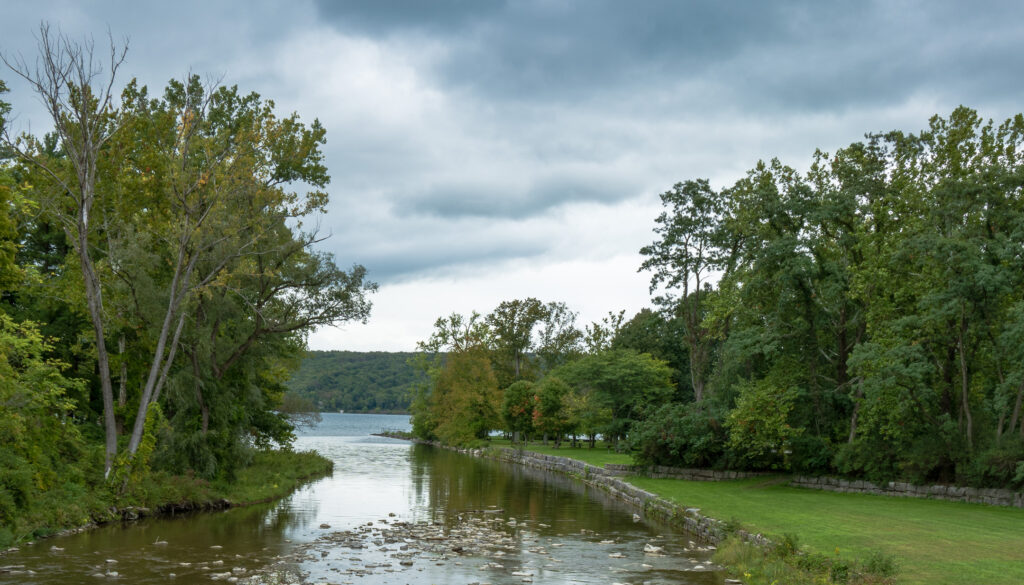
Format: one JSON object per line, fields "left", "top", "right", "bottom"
{"left": 632, "top": 513, "right": 641, "bottom": 522}
{"left": 105, "top": 559, "right": 118, "bottom": 564}
{"left": 50, "top": 546, "right": 64, "bottom": 552}
{"left": 319, "top": 523, "right": 331, "bottom": 529}
{"left": 210, "top": 545, "right": 223, "bottom": 549}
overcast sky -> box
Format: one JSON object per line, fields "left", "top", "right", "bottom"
{"left": 3, "top": 1, "right": 1023, "bottom": 351}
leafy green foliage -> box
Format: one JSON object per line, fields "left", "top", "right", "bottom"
{"left": 0, "top": 35, "right": 374, "bottom": 540}
{"left": 0, "top": 313, "right": 88, "bottom": 541}
{"left": 502, "top": 380, "right": 535, "bottom": 441}
{"left": 533, "top": 376, "right": 571, "bottom": 443}
{"left": 624, "top": 107, "right": 1024, "bottom": 486}
{"left": 430, "top": 349, "right": 501, "bottom": 447}
{"left": 726, "top": 378, "right": 802, "bottom": 469}
{"left": 629, "top": 401, "right": 727, "bottom": 468}
{"left": 552, "top": 349, "right": 674, "bottom": 444}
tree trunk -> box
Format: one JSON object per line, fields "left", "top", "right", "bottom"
{"left": 191, "top": 352, "right": 210, "bottom": 435}
{"left": 957, "top": 307, "right": 973, "bottom": 450}
{"left": 127, "top": 240, "right": 195, "bottom": 456}
{"left": 1006, "top": 381, "right": 1024, "bottom": 440}
{"left": 78, "top": 226, "right": 118, "bottom": 476}
{"left": 117, "top": 333, "right": 127, "bottom": 435}
{"left": 848, "top": 379, "right": 864, "bottom": 444}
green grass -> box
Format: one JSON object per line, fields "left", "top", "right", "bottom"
{"left": 486, "top": 438, "right": 633, "bottom": 468}
{"left": 626, "top": 475, "right": 1024, "bottom": 585}
{"left": 211, "top": 449, "right": 333, "bottom": 504}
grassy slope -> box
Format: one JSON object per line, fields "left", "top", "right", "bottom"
{"left": 487, "top": 438, "right": 633, "bottom": 467}
{"left": 627, "top": 476, "right": 1024, "bottom": 585}
{"left": 211, "top": 449, "right": 333, "bottom": 504}
{"left": 498, "top": 441, "right": 1024, "bottom": 585}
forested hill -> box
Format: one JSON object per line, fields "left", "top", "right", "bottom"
{"left": 285, "top": 351, "right": 424, "bottom": 413}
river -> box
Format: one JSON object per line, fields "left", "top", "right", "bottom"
{"left": 0, "top": 413, "right": 723, "bottom": 584}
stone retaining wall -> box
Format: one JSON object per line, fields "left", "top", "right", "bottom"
{"left": 417, "top": 442, "right": 771, "bottom": 548}
{"left": 489, "top": 448, "right": 750, "bottom": 545}
{"left": 389, "top": 436, "right": 1024, "bottom": 511}
{"left": 630, "top": 465, "right": 770, "bottom": 483}
{"left": 791, "top": 475, "right": 1024, "bottom": 508}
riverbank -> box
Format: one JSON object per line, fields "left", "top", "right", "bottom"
{"left": 630, "top": 474, "right": 1024, "bottom": 585}
{"left": 1, "top": 449, "right": 333, "bottom": 551}
{"left": 498, "top": 443, "right": 1024, "bottom": 585}
{"left": 382, "top": 436, "right": 1024, "bottom": 585}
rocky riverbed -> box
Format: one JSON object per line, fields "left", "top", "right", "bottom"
{"left": 239, "top": 510, "right": 724, "bottom": 585}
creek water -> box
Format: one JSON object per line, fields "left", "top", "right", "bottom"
{"left": 0, "top": 413, "right": 724, "bottom": 584}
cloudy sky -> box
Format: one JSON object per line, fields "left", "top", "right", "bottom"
{"left": 3, "top": 1, "right": 1023, "bottom": 351}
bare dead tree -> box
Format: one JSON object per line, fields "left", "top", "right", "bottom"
{"left": 1, "top": 23, "right": 128, "bottom": 477}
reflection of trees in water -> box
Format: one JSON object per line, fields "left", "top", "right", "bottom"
{"left": 410, "top": 445, "right": 666, "bottom": 539}
{"left": 258, "top": 499, "right": 317, "bottom": 535}
{"left": 408, "top": 444, "right": 430, "bottom": 512}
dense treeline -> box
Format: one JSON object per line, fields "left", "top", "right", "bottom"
{"left": 409, "top": 300, "right": 677, "bottom": 448}
{"left": 412, "top": 107, "right": 1024, "bottom": 490}
{"left": 0, "top": 29, "right": 372, "bottom": 543}
{"left": 285, "top": 351, "right": 423, "bottom": 413}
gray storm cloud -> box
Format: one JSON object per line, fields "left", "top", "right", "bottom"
{"left": 4, "top": 0, "right": 1024, "bottom": 348}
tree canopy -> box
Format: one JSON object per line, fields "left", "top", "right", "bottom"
{"left": 0, "top": 26, "right": 375, "bottom": 509}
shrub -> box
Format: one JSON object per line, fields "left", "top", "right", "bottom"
{"left": 960, "top": 438, "right": 1024, "bottom": 489}
{"left": 788, "top": 434, "right": 834, "bottom": 475}
{"left": 628, "top": 402, "right": 726, "bottom": 468}
{"left": 725, "top": 378, "right": 801, "bottom": 470}
{"left": 861, "top": 549, "right": 900, "bottom": 578}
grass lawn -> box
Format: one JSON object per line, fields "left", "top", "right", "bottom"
{"left": 627, "top": 475, "right": 1024, "bottom": 585}
{"left": 486, "top": 438, "right": 633, "bottom": 468}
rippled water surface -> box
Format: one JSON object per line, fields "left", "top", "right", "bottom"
{"left": 0, "top": 413, "right": 723, "bottom": 584}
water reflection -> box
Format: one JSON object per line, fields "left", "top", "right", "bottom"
{"left": 0, "top": 414, "right": 722, "bottom": 584}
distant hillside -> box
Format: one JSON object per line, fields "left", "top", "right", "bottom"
{"left": 285, "top": 351, "right": 425, "bottom": 413}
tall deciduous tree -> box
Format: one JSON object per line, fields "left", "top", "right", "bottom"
{"left": 486, "top": 297, "right": 547, "bottom": 385}
{"left": 2, "top": 27, "right": 128, "bottom": 475}
{"left": 640, "top": 180, "right": 730, "bottom": 403}
{"left": 535, "top": 301, "right": 583, "bottom": 372}
{"left": 102, "top": 77, "right": 374, "bottom": 461}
